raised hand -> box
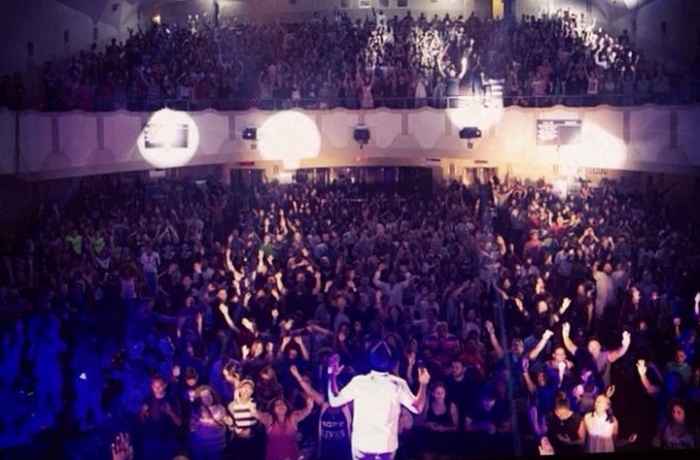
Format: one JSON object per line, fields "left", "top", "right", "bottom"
{"left": 606, "top": 385, "right": 616, "bottom": 398}
{"left": 484, "top": 320, "right": 495, "bottom": 335}
{"left": 223, "top": 367, "right": 239, "bottom": 384}
{"left": 694, "top": 292, "right": 700, "bottom": 304}
{"left": 636, "top": 359, "right": 647, "bottom": 376}
{"left": 418, "top": 366, "right": 431, "bottom": 385}
{"left": 282, "top": 318, "right": 294, "bottom": 331}
{"left": 328, "top": 354, "right": 343, "bottom": 377}
{"left": 521, "top": 359, "right": 530, "bottom": 373}
{"left": 561, "top": 298, "right": 572, "bottom": 313}
{"left": 172, "top": 365, "right": 181, "bottom": 378}
{"left": 111, "top": 433, "right": 133, "bottom": 460}
{"left": 572, "top": 384, "right": 584, "bottom": 399}
{"left": 290, "top": 365, "right": 300, "bottom": 378}
{"left": 407, "top": 351, "right": 416, "bottom": 367}
{"left": 562, "top": 322, "right": 571, "bottom": 338}
{"left": 622, "top": 330, "right": 631, "bottom": 347}
{"left": 542, "top": 330, "right": 554, "bottom": 341}
{"left": 514, "top": 297, "right": 524, "bottom": 311}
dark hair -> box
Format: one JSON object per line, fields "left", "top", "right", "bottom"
{"left": 195, "top": 385, "right": 219, "bottom": 405}
{"left": 431, "top": 381, "right": 447, "bottom": 393}
{"left": 267, "top": 397, "right": 293, "bottom": 425}
{"left": 553, "top": 392, "right": 571, "bottom": 410}
{"left": 185, "top": 367, "right": 198, "bottom": 380}
{"left": 666, "top": 398, "right": 691, "bottom": 426}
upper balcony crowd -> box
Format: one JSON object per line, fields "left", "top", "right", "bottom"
{"left": 1, "top": 8, "right": 699, "bottom": 113}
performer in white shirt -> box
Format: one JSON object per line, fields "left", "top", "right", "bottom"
{"left": 328, "top": 341, "right": 430, "bottom": 460}
{"left": 139, "top": 243, "right": 160, "bottom": 296}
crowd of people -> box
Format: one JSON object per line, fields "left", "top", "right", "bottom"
{"left": 1, "top": 7, "right": 698, "bottom": 113}
{"left": 1, "top": 168, "right": 699, "bottom": 460}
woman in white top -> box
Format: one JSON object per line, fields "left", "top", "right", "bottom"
{"left": 414, "top": 73, "right": 428, "bottom": 108}
{"left": 583, "top": 394, "right": 637, "bottom": 453}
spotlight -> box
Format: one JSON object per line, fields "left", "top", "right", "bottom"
{"left": 242, "top": 128, "right": 257, "bottom": 141}
{"left": 354, "top": 125, "right": 370, "bottom": 149}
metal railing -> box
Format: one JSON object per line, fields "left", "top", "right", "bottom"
{"left": 5, "top": 90, "right": 699, "bottom": 113}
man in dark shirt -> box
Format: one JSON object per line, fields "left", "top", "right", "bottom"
{"left": 465, "top": 387, "right": 512, "bottom": 456}
{"left": 445, "top": 358, "right": 479, "bottom": 429}
{"left": 139, "top": 374, "right": 182, "bottom": 459}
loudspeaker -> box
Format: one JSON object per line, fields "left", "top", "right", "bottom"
{"left": 459, "top": 127, "right": 482, "bottom": 139}
{"left": 242, "top": 128, "right": 257, "bottom": 141}
{"left": 354, "top": 127, "right": 370, "bottom": 144}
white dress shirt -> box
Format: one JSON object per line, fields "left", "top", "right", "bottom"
{"left": 329, "top": 371, "right": 418, "bottom": 454}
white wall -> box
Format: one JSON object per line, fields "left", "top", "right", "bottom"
{"left": 609, "top": 0, "right": 700, "bottom": 67}
{"left": 7, "top": 104, "right": 700, "bottom": 180}
{"left": 0, "top": 0, "right": 137, "bottom": 76}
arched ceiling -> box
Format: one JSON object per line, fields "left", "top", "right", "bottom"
{"left": 54, "top": 0, "right": 189, "bottom": 28}
{"left": 55, "top": 0, "right": 140, "bottom": 27}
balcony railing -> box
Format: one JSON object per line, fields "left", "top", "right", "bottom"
{"left": 4, "top": 91, "right": 699, "bottom": 113}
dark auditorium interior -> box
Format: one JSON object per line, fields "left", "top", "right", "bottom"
{"left": 1, "top": 1, "right": 700, "bottom": 459}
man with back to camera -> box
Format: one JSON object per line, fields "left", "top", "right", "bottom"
{"left": 327, "top": 341, "right": 431, "bottom": 460}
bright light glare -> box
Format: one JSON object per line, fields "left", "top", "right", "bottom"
{"left": 137, "top": 108, "right": 200, "bottom": 169}
{"left": 562, "top": 123, "right": 627, "bottom": 169}
{"left": 552, "top": 180, "right": 568, "bottom": 201}
{"left": 621, "top": 0, "right": 642, "bottom": 9}
{"left": 282, "top": 160, "right": 300, "bottom": 170}
{"left": 275, "top": 172, "right": 295, "bottom": 184}
{"left": 258, "top": 111, "right": 321, "bottom": 164}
